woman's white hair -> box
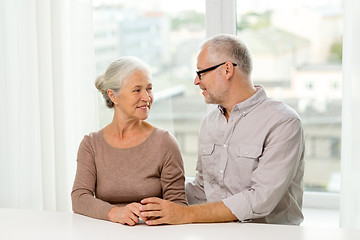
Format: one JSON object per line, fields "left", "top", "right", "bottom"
{"left": 95, "top": 56, "right": 151, "bottom": 108}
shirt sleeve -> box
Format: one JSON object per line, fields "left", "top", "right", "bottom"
{"left": 160, "top": 132, "right": 188, "bottom": 205}
{"left": 222, "top": 117, "right": 305, "bottom": 221}
{"left": 185, "top": 116, "right": 209, "bottom": 205}
{"left": 185, "top": 153, "right": 207, "bottom": 205}
{"left": 71, "top": 135, "right": 114, "bottom": 220}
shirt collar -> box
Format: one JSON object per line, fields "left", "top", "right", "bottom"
{"left": 218, "top": 85, "right": 267, "bottom": 117}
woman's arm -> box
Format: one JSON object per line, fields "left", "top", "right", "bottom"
{"left": 159, "top": 132, "right": 187, "bottom": 205}
{"left": 71, "top": 135, "right": 114, "bottom": 220}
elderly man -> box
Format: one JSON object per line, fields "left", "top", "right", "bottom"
{"left": 140, "top": 34, "right": 305, "bottom": 226}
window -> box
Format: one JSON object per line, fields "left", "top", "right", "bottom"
{"left": 93, "top": 0, "right": 343, "bottom": 201}
{"left": 93, "top": 0, "right": 206, "bottom": 177}
{"left": 236, "top": 0, "right": 343, "bottom": 194}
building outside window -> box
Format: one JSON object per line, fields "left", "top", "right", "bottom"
{"left": 237, "top": 0, "right": 343, "bottom": 193}
{"left": 93, "top": 0, "right": 343, "bottom": 195}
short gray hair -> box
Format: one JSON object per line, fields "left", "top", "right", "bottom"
{"left": 95, "top": 56, "right": 151, "bottom": 108}
{"left": 201, "top": 34, "right": 252, "bottom": 76}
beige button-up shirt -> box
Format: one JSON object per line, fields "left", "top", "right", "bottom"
{"left": 186, "top": 85, "right": 305, "bottom": 225}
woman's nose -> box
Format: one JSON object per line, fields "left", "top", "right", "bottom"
{"left": 141, "top": 90, "right": 151, "bottom": 101}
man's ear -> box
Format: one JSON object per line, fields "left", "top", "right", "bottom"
{"left": 224, "top": 62, "right": 235, "bottom": 80}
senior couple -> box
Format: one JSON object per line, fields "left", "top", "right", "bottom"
{"left": 71, "top": 34, "right": 305, "bottom": 226}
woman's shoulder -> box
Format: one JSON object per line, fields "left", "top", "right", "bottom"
{"left": 152, "top": 127, "right": 171, "bottom": 139}
{"left": 76, "top": 130, "right": 103, "bottom": 158}
{"left": 79, "top": 129, "right": 103, "bottom": 147}
{"left": 83, "top": 129, "right": 102, "bottom": 140}
{"left": 151, "top": 127, "right": 179, "bottom": 148}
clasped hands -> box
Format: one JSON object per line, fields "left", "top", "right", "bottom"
{"left": 108, "top": 197, "right": 187, "bottom": 226}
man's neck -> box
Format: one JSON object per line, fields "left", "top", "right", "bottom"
{"left": 222, "top": 85, "right": 257, "bottom": 121}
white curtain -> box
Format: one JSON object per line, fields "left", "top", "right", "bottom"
{"left": 0, "top": 0, "right": 97, "bottom": 211}
{"left": 340, "top": 0, "right": 360, "bottom": 229}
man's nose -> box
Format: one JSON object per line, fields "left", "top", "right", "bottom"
{"left": 194, "top": 75, "right": 200, "bottom": 85}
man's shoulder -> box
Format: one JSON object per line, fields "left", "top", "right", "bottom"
{"left": 262, "top": 98, "right": 301, "bottom": 121}
{"left": 203, "top": 106, "right": 222, "bottom": 118}
{"left": 201, "top": 107, "right": 222, "bottom": 125}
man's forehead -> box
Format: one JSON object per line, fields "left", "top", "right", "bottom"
{"left": 196, "top": 48, "right": 209, "bottom": 65}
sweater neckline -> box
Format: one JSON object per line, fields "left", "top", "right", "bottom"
{"left": 99, "top": 127, "right": 157, "bottom": 150}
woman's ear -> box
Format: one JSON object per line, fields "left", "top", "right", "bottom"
{"left": 107, "top": 89, "right": 116, "bottom": 104}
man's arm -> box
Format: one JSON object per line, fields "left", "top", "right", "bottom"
{"left": 223, "top": 117, "right": 305, "bottom": 222}
{"left": 140, "top": 197, "right": 237, "bottom": 225}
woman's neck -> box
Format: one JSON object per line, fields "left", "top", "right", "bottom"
{"left": 109, "top": 116, "right": 144, "bottom": 140}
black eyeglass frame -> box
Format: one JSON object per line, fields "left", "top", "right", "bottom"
{"left": 196, "top": 62, "right": 237, "bottom": 79}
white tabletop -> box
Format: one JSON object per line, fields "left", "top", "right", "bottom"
{"left": 1, "top": 208, "right": 360, "bottom": 240}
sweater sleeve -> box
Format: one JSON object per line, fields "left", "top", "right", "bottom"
{"left": 160, "top": 132, "right": 188, "bottom": 205}
{"left": 71, "top": 135, "right": 114, "bottom": 220}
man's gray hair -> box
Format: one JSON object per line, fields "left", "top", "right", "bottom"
{"left": 201, "top": 34, "right": 252, "bottom": 76}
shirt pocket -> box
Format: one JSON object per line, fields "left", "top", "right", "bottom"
{"left": 237, "top": 145, "right": 262, "bottom": 159}
{"left": 199, "top": 143, "right": 215, "bottom": 182}
{"left": 235, "top": 144, "right": 262, "bottom": 181}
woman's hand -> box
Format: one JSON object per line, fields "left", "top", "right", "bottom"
{"left": 107, "top": 203, "right": 144, "bottom": 226}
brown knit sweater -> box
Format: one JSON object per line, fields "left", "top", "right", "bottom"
{"left": 71, "top": 128, "right": 187, "bottom": 220}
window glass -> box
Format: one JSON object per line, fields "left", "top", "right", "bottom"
{"left": 93, "top": 0, "right": 206, "bottom": 177}
{"left": 237, "top": 0, "right": 343, "bottom": 193}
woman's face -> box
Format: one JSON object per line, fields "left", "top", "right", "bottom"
{"left": 114, "top": 70, "right": 153, "bottom": 121}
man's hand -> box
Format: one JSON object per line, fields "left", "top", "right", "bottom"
{"left": 140, "top": 198, "right": 237, "bottom": 225}
{"left": 107, "top": 203, "right": 145, "bottom": 226}
{"left": 140, "top": 197, "right": 189, "bottom": 225}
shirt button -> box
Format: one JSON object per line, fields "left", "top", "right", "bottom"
{"left": 220, "top": 170, "right": 223, "bottom": 174}
{"left": 223, "top": 144, "right": 227, "bottom": 148}
{"left": 242, "top": 111, "right": 246, "bottom": 115}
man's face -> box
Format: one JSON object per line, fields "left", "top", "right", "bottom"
{"left": 194, "top": 47, "right": 228, "bottom": 105}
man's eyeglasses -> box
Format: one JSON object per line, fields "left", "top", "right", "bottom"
{"left": 196, "top": 62, "right": 237, "bottom": 80}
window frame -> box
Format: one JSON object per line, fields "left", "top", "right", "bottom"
{"left": 206, "top": 0, "right": 340, "bottom": 210}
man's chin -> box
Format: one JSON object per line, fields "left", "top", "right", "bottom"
{"left": 204, "top": 97, "right": 216, "bottom": 105}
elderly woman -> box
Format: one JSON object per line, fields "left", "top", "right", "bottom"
{"left": 71, "top": 57, "right": 187, "bottom": 226}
